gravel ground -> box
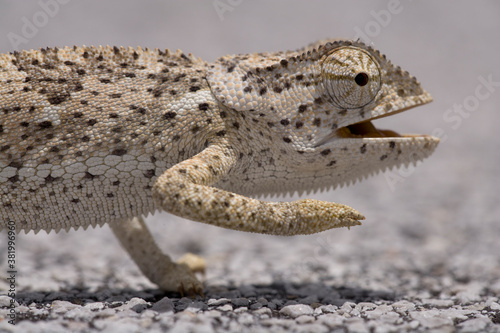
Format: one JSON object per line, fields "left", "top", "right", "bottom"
{"left": 1, "top": 1, "right": 500, "bottom": 332}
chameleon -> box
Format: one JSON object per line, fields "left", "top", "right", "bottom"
{"left": 0, "top": 40, "right": 438, "bottom": 294}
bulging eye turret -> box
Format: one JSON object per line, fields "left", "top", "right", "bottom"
{"left": 321, "top": 47, "right": 381, "bottom": 109}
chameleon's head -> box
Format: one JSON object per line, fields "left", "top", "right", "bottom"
{"left": 208, "top": 40, "right": 439, "bottom": 195}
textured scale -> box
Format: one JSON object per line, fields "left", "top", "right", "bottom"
{"left": 0, "top": 40, "right": 439, "bottom": 293}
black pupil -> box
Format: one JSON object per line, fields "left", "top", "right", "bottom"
{"left": 355, "top": 72, "right": 369, "bottom": 86}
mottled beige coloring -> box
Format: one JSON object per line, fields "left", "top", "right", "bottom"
{"left": 0, "top": 40, "right": 439, "bottom": 294}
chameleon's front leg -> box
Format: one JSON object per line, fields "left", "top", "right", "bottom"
{"left": 109, "top": 217, "right": 204, "bottom": 295}
{"left": 152, "top": 140, "right": 364, "bottom": 236}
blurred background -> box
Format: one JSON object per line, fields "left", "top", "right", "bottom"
{"left": 0, "top": 1, "right": 498, "bottom": 293}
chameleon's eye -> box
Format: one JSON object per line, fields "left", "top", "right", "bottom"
{"left": 321, "top": 47, "right": 381, "bottom": 109}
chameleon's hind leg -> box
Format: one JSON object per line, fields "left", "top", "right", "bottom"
{"left": 109, "top": 216, "right": 203, "bottom": 295}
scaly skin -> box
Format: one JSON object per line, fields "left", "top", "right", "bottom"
{"left": 0, "top": 40, "right": 439, "bottom": 293}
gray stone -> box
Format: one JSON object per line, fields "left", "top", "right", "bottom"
{"left": 298, "top": 295, "right": 319, "bottom": 305}
{"left": 317, "top": 313, "right": 344, "bottom": 328}
{"left": 63, "top": 307, "right": 94, "bottom": 321}
{"left": 207, "top": 298, "right": 230, "bottom": 306}
{"left": 295, "top": 315, "right": 315, "bottom": 324}
{"left": 422, "top": 298, "right": 455, "bottom": 308}
{"left": 0, "top": 296, "right": 18, "bottom": 308}
{"left": 231, "top": 297, "right": 250, "bottom": 307}
{"left": 151, "top": 297, "right": 174, "bottom": 313}
{"left": 458, "top": 317, "right": 491, "bottom": 333}
{"left": 249, "top": 302, "right": 263, "bottom": 310}
{"left": 50, "top": 300, "right": 79, "bottom": 314}
{"left": 217, "top": 304, "right": 233, "bottom": 312}
{"left": 345, "top": 317, "right": 370, "bottom": 333}
{"left": 392, "top": 300, "right": 416, "bottom": 314}
{"left": 237, "top": 312, "right": 255, "bottom": 325}
{"left": 410, "top": 309, "right": 454, "bottom": 328}
{"left": 280, "top": 304, "right": 314, "bottom": 318}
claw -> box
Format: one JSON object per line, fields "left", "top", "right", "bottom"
{"left": 178, "top": 281, "right": 204, "bottom": 298}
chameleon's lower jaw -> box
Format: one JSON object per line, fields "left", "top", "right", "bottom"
{"left": 317, "top": 119, "right": 436, "bottom": 146}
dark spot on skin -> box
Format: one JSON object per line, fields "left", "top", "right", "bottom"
{"left": 339, "top": 110, "right": 347, "bottom": 116}
{"left": 259, "top": 87, "right": 267, "bottom": 95}
{"left": 20, "top": 121, "right": 29, "bottom": 127}
{"left": 273, "top": 86, "right": 283, "bottom": 93}
{"left": 314, "top": 97, "right": 323, "bottom": 104}
{"left": 178, "top": 169, "right": 187, "bottom": 174}
{"left": 87, "top": 119, "right": 97, "bottom": 126}
{"left": 172, "top": 135, "right": 180, "bottom": 141}
{"left": 164, "top": 111, "right": 177, "bottom": 119}
{"left": 137, "top": 107, "right": 147, "bottom": 115}
{"left": 360, "top": 144, "right": 367, "bottom": 154}
{"left": 99, "top": 78, "right": 111, "bottom": 84}
{"left": 191, "top": 125, "right": 200, "bottom": 133}
{"left": 38, "top": 121, "right": 53, "bottom": 129}
{"left": 50, "top": 146, "right": 60, "bottom": 153}
{"left": 110, "top": 93, "right": 121, "bottom": 98}
{"left": 280, "top": 119, "right": 290, "bottom": 126}
{"left": 80, "top": 100, "right": 88, "bottom": 105}
{"left": 227, "top": 65, "right": 235, "bottom": 73}
{"left": 73, "top": 112, "right": 83, "bottom": 118}
{"left": 283, "top": 137, "right": 292, "bottom": 143}
{"left": 76, "top": 69, "right": 86, "bottom": 75}
{"left": 198, "top": 103, "right": 209, "bottom": 111}
{"left": 313, "top": 118, "right": 321, "bottom": 127}
{"left": 107, "top": 193, "right": 114, "bottom": 198}
{"left": 320, "top": 149, "right": 331, "bottom": 156}
{"left": 71, "top": 198, "right": 80, "bottom": 203}
{"left": 267, "top": 122, "right": 275, "bottom": 128}
{"left": 220, "top": 111, "right": 227, "bottom": 118}
{"left": 189, "top": 86, "right": 201, "bottom": 92}
{"left": 124, "top": 72, "right": 136, "bottom": 78}
{"left": 243, "top": 86, "right": 252, "bottom": 92}
{"left": 389, "top": 141, "right": 396, "bottom": 149}
{"left": 216, "top": 130, "right": 226, "bottom": 137}
{"left": 280, "top": 59, "right": 288, "bottom": 67}
{"left": 91, "top": 91, "right": 99, "bottom": 96}
{"left": 47, "top": 93, "right": 70, "bottom": 105}
{"left": 152, "top": 88, "right": 163, "bottom": 98}
{"left": 295, "top": 121, "right": 304, "bottom": 129}
{"left": 296, "top": 74, "right": 304, "bottom": 81}
{"left": 327, "top": 160, "right": 336, "bottom": 167}
{"left": 331, "top": 123, "right": 338, "bottom": 130}
{"left": 111, "top": 148, "right": 127, "bottom": 156}
{"left": 144, "top": 169, "right": 155, "bottom": 179}
{"left": 233, "top": 122, "right": 240, "bottom": 129}
{"left": 298, "top": 104, "right": 307, "bottom": 113}
{"left": 380, "top": 154, "right": 388, "bottom": 161}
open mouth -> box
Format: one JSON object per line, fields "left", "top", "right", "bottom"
{"left": 338, "top": 121, "right": 401, "bottom": 138}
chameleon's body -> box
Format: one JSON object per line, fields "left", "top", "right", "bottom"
{"left": 0, "top": 40, "right": 438, "bottom": 293}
